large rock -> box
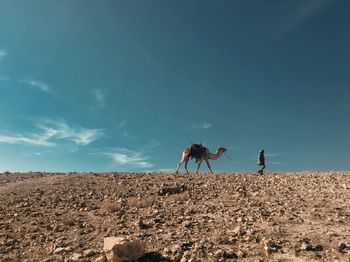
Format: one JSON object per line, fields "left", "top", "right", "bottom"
{"left": 103, "top": 236, "right": 145, "bottom": 262}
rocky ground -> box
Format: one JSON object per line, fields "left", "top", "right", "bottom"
{"left": 1, "top": 171, "right": 350, "bottom": 262}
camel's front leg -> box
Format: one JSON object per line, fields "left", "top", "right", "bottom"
{"left": 175, "top": 160, "right": 183, "bottom": 173}
{"left": 205, "top": 159, "right": 213, "bottom": 174}
{"left": 196, "top": 159, "right": 203, "bottom": 174}
{"left": 176, "top": 153, "right": 188, "bottom": 173}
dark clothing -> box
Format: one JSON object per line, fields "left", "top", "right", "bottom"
{"left": 258, "top": 151, "right": 265, "bottom": 175}
{"left": 258, "top": 152, "right": 265, "bottom": 166}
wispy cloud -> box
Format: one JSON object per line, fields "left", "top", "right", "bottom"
{"left": 117, "top": 120, "right": 127, "bottom": 129}
{"left": 112, "top": 153, "right": 153, "bottom": 168}
{"left": 188, "top": 123, "right": 212, "bottom": 130}
{"left": 37, "top": 119, "right": 103, "bottom": 146}
{"left": 270, "top": 161, "right": 286, "bottom": 165}
{"left": 0, "top": 50, "right": 6, "bottom": 60}
{"left": 122, "top": 131, "right": 137, "bottom": 142}
{"left": 91, "top": 89, "right": 105, "bottom": 108}
{"left": 148, "top": 138, "right": 161, "bottom": 148}
{"left": 100, "top": 148, "right": 153, "bottom": 168}
{"left": 115, "top": 120, "right": 138, "bottom": 142}
{"left": 18, "top": 79, "right": 50, "bottom": 92}
{"left": 140, "top": 138, "right": 161, "bottom": 151}
{"left": 0, "top": 134, "right": 54, "bottom": 147}
{"left": 0, "top": 76, "right": 10, "bottom": 81}
{"left": 274, "top": 0, "right": 335, "bottom": 39}
{"left": 0, "top": 119, "right": 103, "bottom": 147}
{"left": 265, "top": 153, "right": 279, "bottom": 157}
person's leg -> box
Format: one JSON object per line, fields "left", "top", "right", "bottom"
{"left": 258, "top": 164, "right": 265, "bottom": 175}
{"left": 261, "top": 164, "right": 265, "bottom": 175}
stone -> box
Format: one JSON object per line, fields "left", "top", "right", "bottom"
{"left": 70, "top": 253, "right": 83, "bottom": 261}
{"left": 171, "top": 243, "right": 181, "bottom": 253}
{"left": 300, "top": 242, "right": 313, "bottom": 251}
{"left": 182, "top": 220, "right": 192, "bottom": 228}
{"left": 53, "top": 247, "right": 65, "bottom": 254}
{"left": 338, "top": 242, "right": 347, "bottom": 252}
{"left": 137, "top": 218, "right": 149, "bottom": 229}
{"left": 223, "top": 250, "right": 238, "bottom": 259}
{"left": 232, "top": 225, "right": 242, "bottom": 236}
{"left": 103, "top": 236, "right": 145, "bottom": 262}
{"left": 313, "top": 244, "right": 323, "bottom": 252}
{"left": 213, "top": 249, "right": 224, "bottom": 258}
{"left": 100, "top": 201, "right": 121, "bottom": 213}
{"left": 83, "top": 249, "right": 95, "bottom": 257}
{"left": 158, "top": 184, "right": 186, "bottom": 196}
{"left": 104, "top": 237, "right": 126, "bottom": 252}
{"left": 243, "top": 235, "right": 255, "bottom": 242}
{"left": 94, "top": 255, "right": 108, "bottom": 262}
{"left": 263, "top": 239, "right": 280, "bottom": 256}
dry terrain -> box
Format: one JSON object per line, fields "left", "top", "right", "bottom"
{"left": 1, "top": 171, "right": 350, "bottom": 261}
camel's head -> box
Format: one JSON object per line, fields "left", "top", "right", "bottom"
{"left": 218, "top": 147, "right": 227, "bottom": 153}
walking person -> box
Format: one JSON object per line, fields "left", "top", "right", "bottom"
{"left": 258, "top": 149, "right": 265, "bottom": 175}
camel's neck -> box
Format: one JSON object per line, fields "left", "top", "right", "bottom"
{"left": 208, "top": 149, "right": 224, "bottom": 160}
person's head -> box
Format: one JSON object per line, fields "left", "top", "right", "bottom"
{"left": 260, "top": 149, "right": 264, "bottom": 153}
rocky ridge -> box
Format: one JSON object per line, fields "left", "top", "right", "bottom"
{"left": 1, "top": 171, "right": 350, "bottom": 261}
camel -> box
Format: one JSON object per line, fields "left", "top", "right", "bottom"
{"left": 175, "top": 144, "right": 227, "bottom": 174}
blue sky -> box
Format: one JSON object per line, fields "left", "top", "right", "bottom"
{"left": 0, "top": 0, "right": 349, "bottom": 172}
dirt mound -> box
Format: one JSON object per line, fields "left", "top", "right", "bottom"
{"left": 1, "top": 171, "right": 350, "bottom": 261}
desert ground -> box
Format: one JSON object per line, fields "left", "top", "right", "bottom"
{"left": 1, "top": 171, "right": 350, "bottom": 262}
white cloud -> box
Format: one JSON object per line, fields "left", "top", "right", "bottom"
{"left": 102, "top": 148, "right": 153, "bottom": 168}
{"left": 37, "top": 120, "right": 103, "bottom": 146}
{"left": 0, "top": 119, "right": 103, "bottom": 147}
{"left": 0, "top": 50, "right": 6, "bottom": 60}
{"left": 91, "top": 89, "right": 105, "bottom": 108}
{"left": 0, "top": 134, "right": 54, "bottom": 147}
{"left": 189, "top": 123, "right": 212, "bottom": 130}
{"left": 18, "top": 79, "right": 50, "bottom": 92}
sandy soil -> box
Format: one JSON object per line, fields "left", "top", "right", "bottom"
{"left": 1, "top": 171, "right": 350, "bottom": 262}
